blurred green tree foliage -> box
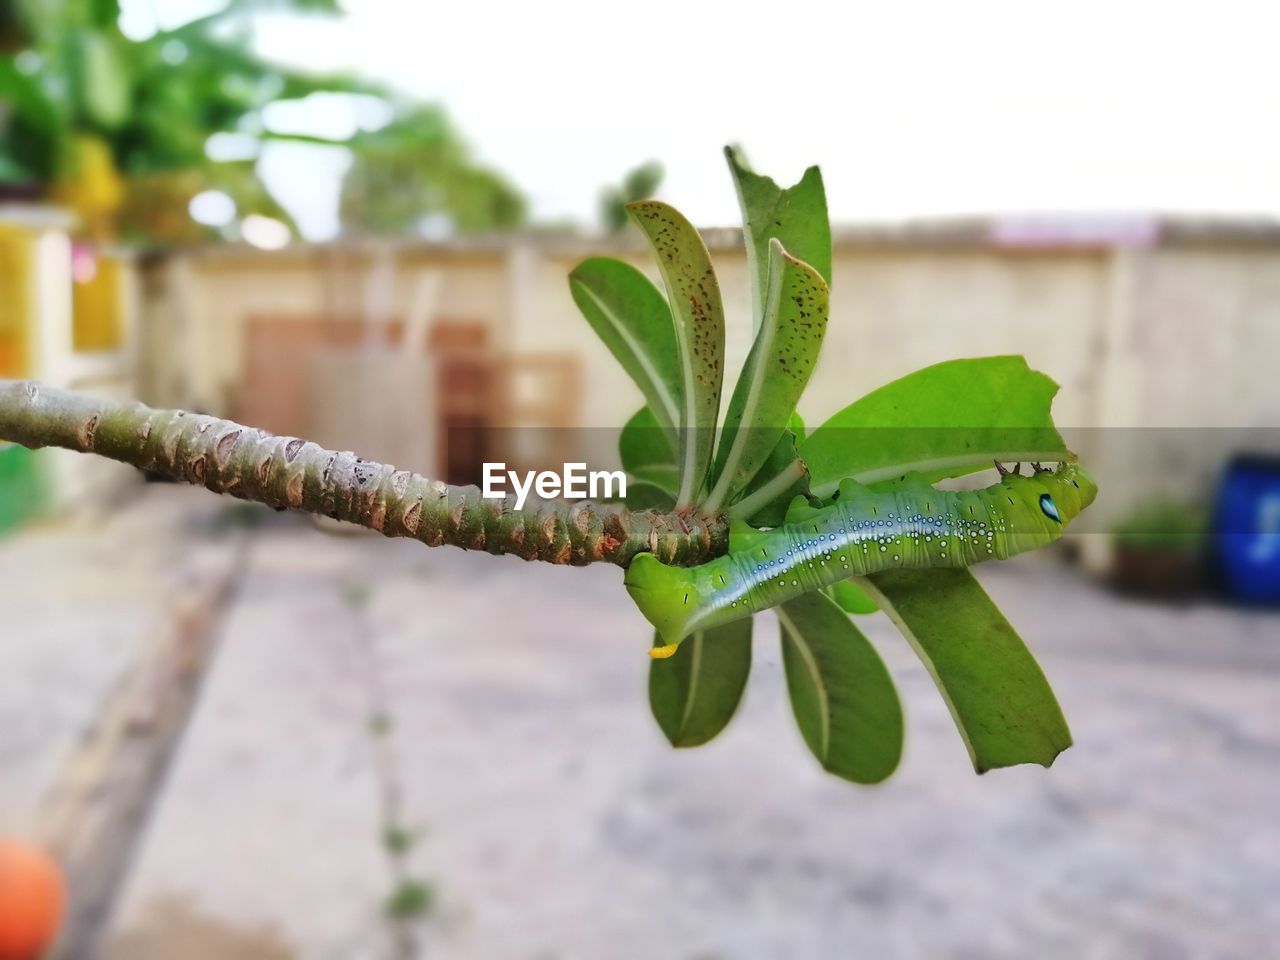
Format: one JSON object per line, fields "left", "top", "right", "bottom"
{"left": 0, "top": 0, "right": 525, "bottom": 242}
{"left": 600, "top": 160, "right": 663, "bottom": 233}
{"left": 339, "top": 104, "right": 526, "bottom": 236}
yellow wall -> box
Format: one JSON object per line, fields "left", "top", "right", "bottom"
{"left": 72, "top": 251, "right": 125, "bottom": 352}
{"left": 0, "top": 224, "right": 35, "bottom": 378}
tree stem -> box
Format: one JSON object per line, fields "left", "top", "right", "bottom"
{"left": 0, "top": 380, "right": 726, "bottom": 568}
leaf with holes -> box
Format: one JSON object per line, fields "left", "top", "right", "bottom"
{"left": 725, "top": 145, "right": 832, "bottom": 333}
{"left": 860, "top": 568, "right": 1072, "bottom": 772}
{"left": 776, "top": 591, "right": 903, "bottom": 784}
{"left": 800, "top": 356, "right": 1068, "bottom": 498}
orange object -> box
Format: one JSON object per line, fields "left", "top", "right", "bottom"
{"left": 0, "top": 838, "right": 65, "bottom": 960}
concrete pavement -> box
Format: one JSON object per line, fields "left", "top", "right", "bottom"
{"left": 3, "top": 485, "right": 1277, "bottom": 958}
{"left": 94, "top": 493, "right": 1280, "bottom": 959}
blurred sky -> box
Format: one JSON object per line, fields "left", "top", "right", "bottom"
{"left": 123, "top": 0, "right": 1280, "bottom": 240}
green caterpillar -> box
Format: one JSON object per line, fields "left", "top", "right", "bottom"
{"left": 626, "top": 462, "right": 1097, "bottom": 654}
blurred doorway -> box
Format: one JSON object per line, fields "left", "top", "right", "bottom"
{"left": 430, "top": 321, "right": 494, "bottom": 486}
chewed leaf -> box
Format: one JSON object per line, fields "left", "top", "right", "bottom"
{"left": 801, "top": 356, "right": 1068, "bottom": 497}
{"left": 627, "top": 200, "right": 725, "bottom": 507}
{"left": 725, "top": 145, "right": 832, "bottom": 333}
{"left": 649, "top": 619, "right": 752, "bottom": 747}
{"left": 570, "top": 260, "right": 682, "bottom": 447}
{"left": 776, "top": 591, "right": 903, "bottom": 784}
{"left": 861, "top": 569, "right": 1072, "bottom": 773}
{"left": 705, "top": 240, "right": 828, "bottom": 510}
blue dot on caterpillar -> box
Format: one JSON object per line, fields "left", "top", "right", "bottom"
{"left": 632, "top": 461, "right": 1097, "bottom": 658}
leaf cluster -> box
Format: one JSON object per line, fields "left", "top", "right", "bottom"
{"left": 570, "top": 147, "right": 1077, "bottom": 783}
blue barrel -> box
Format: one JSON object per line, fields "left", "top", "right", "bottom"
{"left": 1211, "top": 455, "right": 1280, "bottom": 603}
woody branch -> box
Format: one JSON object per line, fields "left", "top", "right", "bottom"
{"left": 0, "top": 380, "right": 726, "bottom": 568}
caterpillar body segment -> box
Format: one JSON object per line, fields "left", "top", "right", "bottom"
{"left": 625, "top": 462, "right": 1097, "bottom": 649}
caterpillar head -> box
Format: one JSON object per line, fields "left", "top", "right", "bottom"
{"left": 1036, "top": 462, "right": 1098, "bottom": 523}
{"left": 624, "top": 553, "right": 704, "bottom": 655}
{"left": 1006, "top": 461, "right": 1098, "bottom": 528}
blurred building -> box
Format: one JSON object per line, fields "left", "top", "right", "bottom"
{"left": 4, "top": 212, "right": 1279, "bottom": 543}
{"left": 136, "top": 216, "right": 1280, "bottom": 494}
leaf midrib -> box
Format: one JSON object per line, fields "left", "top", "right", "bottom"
{"left": 776, "top": 607, "right": 829, "bottom": 759}
{"left": 674, "top": 298, "right": 701, "bottom": 506}
{"left": 706, "top": 251, "right": 785, "bottom": 510}
{"left": 678, "top": 631, "right": 705, "bottom": 734}
{"left": 571, "top": 281, "right": 681, "bottom": 433}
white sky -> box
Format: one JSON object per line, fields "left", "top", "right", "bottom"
{"left": 125, "top": 0, "right": 1280, "bottom": 239}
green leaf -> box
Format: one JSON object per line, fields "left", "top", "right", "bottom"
{"left": 728, "top": 421, "right": 809, "bottom": 525}
{"left": 649, "top": 619, "right": 752, "bottom": 747}
{"left": 382, "top": 824, "right": 418, "bottom": 855}
{"left": 618, "top": 406, "right": 675, "bottom": 474}
{"left": 619, "top": 407, "right": 677, "bottom": 507}
{"left": 625, "top": 477, "right": 677, "bottom": 510}
{"left": 627, "top": 200, "right": 726, "bottom": 507}
{"left": 570, "top": 259, "right": 682, "bottom": 442}
{"left": 725, "top": 145, "right": 832, "bottom": 333}
{"left": 775, "top": 592, "right": 903, "bottom": 784}
{"left": 828, "top": 580, "right": 878, "bottom": 614}
{"left": 705, "top": 240, "right": 828, "bottom": 510}
{"left": 860, "top": 569, "right": 1072, "bottom": 773}
{"left": 801, "top": 356, "right": 1068, "bottom": 497}
{"left": 0, "top": 60, "right": 61, "bottom": 135}
{"left": 385, "top": 879, "right": 435, "bottom": 920}
{"left": 631, "top": 464, "right": 678, "bottom": 491}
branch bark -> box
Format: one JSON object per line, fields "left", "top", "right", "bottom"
{"left": 0, "top": 380, "right": 726, "bottom": 568}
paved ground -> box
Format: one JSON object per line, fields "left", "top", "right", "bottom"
{"left": 4, "top": 486, "right": 1279, "bottom": 959}
{"left": 0, "top": 486, "right": 241, "bottom": 841}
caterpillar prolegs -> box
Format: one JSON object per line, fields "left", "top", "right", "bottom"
{"left": 625, "top": 462, "right": 1097, "bottom": 652}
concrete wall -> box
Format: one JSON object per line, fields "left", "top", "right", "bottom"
{"left": 159, "top": 239, "right": 1120, "bottom": 427}
{"left": 138, "top": 223, "right": 1280, "bottom": 533}
{"left": 141, "top": 247, "right": 511, "bottom": 416}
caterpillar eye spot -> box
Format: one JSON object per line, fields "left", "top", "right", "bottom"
{"left": 682, "top": 593, "right": 689, "bottom": 605}
{"left": 1039, "top": 494, "right": 1062, "bottom": 523}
